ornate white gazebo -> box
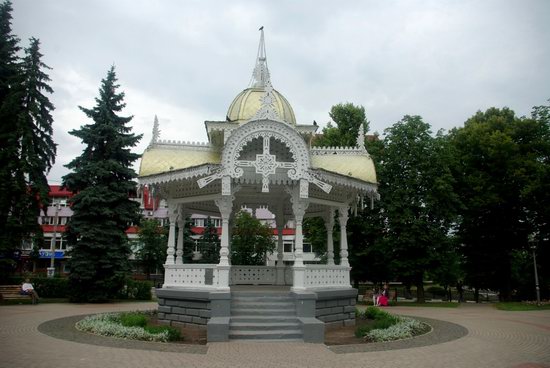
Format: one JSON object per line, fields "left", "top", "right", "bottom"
{"left": 138, "top": 30, "right": 378, "bottom": 342}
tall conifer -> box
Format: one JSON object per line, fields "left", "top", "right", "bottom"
{"left": 63, "top": 67, "right": 142, "bottom": 302}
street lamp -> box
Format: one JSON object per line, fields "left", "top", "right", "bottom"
{"left": 47, "top": 202, "right": 60, "bottom": 278}
{"left": 531, "top": 244, "right": 541, "bottom": 307}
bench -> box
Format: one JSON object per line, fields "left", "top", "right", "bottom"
{"left": 0, "top": 285, "right": 32, "bottom": 301}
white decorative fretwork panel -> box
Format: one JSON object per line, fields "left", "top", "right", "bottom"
{"left": 231, "top": 266, "right": 277, "bottom": 285}
{"left": 304, "top": 266, "right": 351, "bottom": 288}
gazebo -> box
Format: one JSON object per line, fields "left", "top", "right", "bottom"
{"left": 138, "top": 30, "right": 378, "bottom": 342}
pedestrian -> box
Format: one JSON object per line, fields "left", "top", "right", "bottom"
{"left": 21, "top": 278, "right": 39, "bottom": 304}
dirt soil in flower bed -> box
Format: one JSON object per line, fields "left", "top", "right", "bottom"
{"left": 148, "top": 317, "right": 207, "bottom": 345}
{"left": 324, "top": 318, "right": 376, "bottom": 345}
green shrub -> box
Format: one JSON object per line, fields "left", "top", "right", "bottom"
{"left": 117, "top": 279, "right": 153, "bottom": 300}
{"left": 119, "top": 312, "right": 147, "bottom": 328}
{"left": 365, "top": 306, "right": 383, "bottom": 320}
{"left": 31, "top": 277, "right": 69, "bottom": 298}
{"left": 355, "top": 325, "right": 370, "bottom": 337}
{"left": 426, "top": 286, "right": 446, "bottom": 298}
{"left": 144, "top": 325, "right": 181, "bottom": 341}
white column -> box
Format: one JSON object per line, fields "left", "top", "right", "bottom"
{"left": 290, "top": 190, "right": 309, "bottom": 291}
{"left": 338, "top": 206, "right": 350, "bottom": 267}
{"left": 165, "top": 203, "right": 178, "bottom": 265}
{"left": 275, "top": 211, "right": 285, "bottom": 285}
{"left": 215, "top": 196, "right": 233, "bottom": 290}
{"left": 325, "top": 208, "right": 335, "bottom": 266}
{"left": 176, "top": 206, "right": 185, "bottom": 264}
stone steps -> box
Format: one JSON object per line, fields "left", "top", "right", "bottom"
{"left": 229, "top": 292, "right": 302, "bottom": 341}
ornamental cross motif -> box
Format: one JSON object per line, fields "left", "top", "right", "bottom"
{"left": 235, "top": 136, "right": 296, "bottom": 192}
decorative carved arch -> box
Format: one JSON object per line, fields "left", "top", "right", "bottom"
{"left": 221, "top": 119, "right": 310, "bottom": 181}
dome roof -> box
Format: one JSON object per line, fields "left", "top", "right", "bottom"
{"left": 227, "top": 87, "right": 296, "bottom": 125}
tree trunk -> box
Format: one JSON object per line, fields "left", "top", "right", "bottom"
{"left": 474, "top": 287, "right": 480, "bottom": 303}
{"left": 416, "top": 282, "right": 425, "bottom": 303}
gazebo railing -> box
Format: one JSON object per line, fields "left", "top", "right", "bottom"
{"left": 164, "top": 264, "right": 220, "bottom": 288}
{"left": 304, "top": 265, "right": 351, "bottom": 288}
{"left": 163, "top": 264, "right": 350, "bottom": 288}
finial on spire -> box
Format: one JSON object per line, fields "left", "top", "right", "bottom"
{"left": 250, "top": 27, "right": 271, "bottom": 88}
{"left": 356, "top": 123, "right": 366, "bottom": 150}
{"left": 150, "top": 115, "right": 160, "bottom": 146}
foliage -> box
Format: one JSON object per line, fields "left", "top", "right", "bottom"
{"left": 449, "top": 106, "right": 550, "bottom": 301}
{"left": 136, "top": 219, "right": 167, "bottom": 278}
{"left": 365, "top": 317, "right": 429, "bottom": 342}
{"left": 76, "top": 312, "right": 180, "bottom": 342}
{"left": 0, "top": 3, "right": 56, "bottom": 280}
{"left": 378, "top": 116, "right": 460, "bottom": 302}
{"left": 199, "top": 217, "right": 220, "bottom": 264}
{"left": 181, "top": 216, "right": 196, "bottom": 263}
{"left": 116, "top": 279, "right": 153, "bottom": 300}
{"left": 355, "top": 306, "right": 428, "bottom": 341}
{"left": 231, "top": 211, "right": 276, "bottom": 266}
{"left": 119, "top": 312, "right": 147, "bottom": 327}
{"left": 313, "top": 103, "right": 369, "bottom": 147}
{"left": 30, "top": 277, "right": 69, "bottom": 298}
{"left": 62, "top": 67, "right": 142, "bottom": 302}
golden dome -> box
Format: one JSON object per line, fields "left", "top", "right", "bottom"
{"left": 227, "top": 87, "right": 296, "bottom": 125}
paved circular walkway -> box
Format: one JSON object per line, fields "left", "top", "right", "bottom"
{"left": 1, "top": 302, "right": 549, "bottom": 368}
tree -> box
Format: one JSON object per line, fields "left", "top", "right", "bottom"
{"left": 63, "top": 66, "right": 142, "bottom": 302}
{"left": 449, "top": 107, "right": 549, "bottom": 301}
{"left": 136, "top": 219, "right": 167, "bottom": 280}
{"left": 199, "top": 217, "right": 220, "bottom": 264}
{"left": 231, "top": 211, "right": 275, "bottom": 266}
{"left": 379, "top": 116, "right": 459, "bottom": 302}
{"left": 313, "top": 103, "right": 369, "bottom": 147}
{"left": 0, "top": 3, "right": 55, "bottom": 280}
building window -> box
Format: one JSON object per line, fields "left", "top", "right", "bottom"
{"left": 283, "top": 241, "right": 294, "bottom": 253}
{"left": 52, "top": 198, "right": 68, "bottom": 207}
{"left": 194, "top": 218, "right": 205, "bottom": 227}
{"left": 303, "top": 242, "right": 312, "bottom": 253}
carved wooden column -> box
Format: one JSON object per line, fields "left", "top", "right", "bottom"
{"left": 176, "top": 206, "right": 185, "bottom": 264}
{"left": 290, "top": 189, "right": 309, "bottom": 291}
{"left": 324, "top": 208, "right": 335, "bottom": 266}
{"left": 338, "top": 206, "right": 350, "bottom": 267}
{"left": 215, "top": 196, "right": 233, "bottom": 290}
{"left": 165, "top": 203, "right": 178, "bottom": 265}
{"left": 275, "top": 205, "right": 285, "bottom": 285}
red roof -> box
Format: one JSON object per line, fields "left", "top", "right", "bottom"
{"left": 49, "top": 185, "right": 73, "bottom": 198}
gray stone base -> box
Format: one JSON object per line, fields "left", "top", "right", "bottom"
{"left": 156, "top": 288, "right": 231, "bottom": 342}
{"left": 156, "top": 287, "right": 357, "bottom": 343}
{"left": 314, "top": 288, "right": 358, "bottom": 328}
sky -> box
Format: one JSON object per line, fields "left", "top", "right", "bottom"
{"left": 11, "top": 0, "right": 550, "bottom": 184}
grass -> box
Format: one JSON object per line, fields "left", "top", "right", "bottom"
{"left": 495, "top": 302, "right": 550, "bottom": 311}
{"left": 394, "top": 301, "right": 459, "bottom": 308}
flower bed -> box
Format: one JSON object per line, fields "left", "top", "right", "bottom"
{"left": 356, "top": 307, "right": 431, "bottom": 342}
{"left": 76, "top": 311, "right": 181, "bottom": 342}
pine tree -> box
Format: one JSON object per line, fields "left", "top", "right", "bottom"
{"left": 63, "top": 66, "right": 142, "bottom": 302}
{"left": 199, "top": 217, "right": 220, "bottom": 264}
{"left": 0, "top": 2, "right": 56, "bottom": 280}
{"left": 0, "top": 0, "right": 23, "bottom": 278}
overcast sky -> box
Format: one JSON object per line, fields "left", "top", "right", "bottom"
{"left": 11, "top": 0, "right": 550, "bottom": 184}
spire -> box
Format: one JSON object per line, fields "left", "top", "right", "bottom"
{"left": 356, "top": 123, "right": 366, "bottom": 150}
{"left": 250, "top": 27, "right": 271, "bottom": 88}
{"left": 150, "top": 115, "right": 160, "bottom": 146}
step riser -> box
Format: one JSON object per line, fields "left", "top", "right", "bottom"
{"left": 229, "top": 292, "right": 302, "bottom": 341}
{"left": 231, "top": 309, "right": 296, "bottom": 316}
{"left": 231, "top": 303, "right": 294, "bottom": 310}
{"left": 231, "top": 317, "right": 298, "bottom": 323}
{"left": 230, "top": 324, "right": 300, "bottom": 331}
{"left": 229, "top": 333, "right": 303, "bottom": 340}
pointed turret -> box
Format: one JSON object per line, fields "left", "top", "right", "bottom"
{"left": 150, "top": 115, "right": 160, "bottom": 146}
{"left": 250, "top": 27, "right": 271, "bottom": 88}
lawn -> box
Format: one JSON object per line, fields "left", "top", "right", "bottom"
{"left": 495, "top": 302, "right": 550, "bottom": 311}
{"left": 394, "top": 301, "right": 459, "bottom": 308}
